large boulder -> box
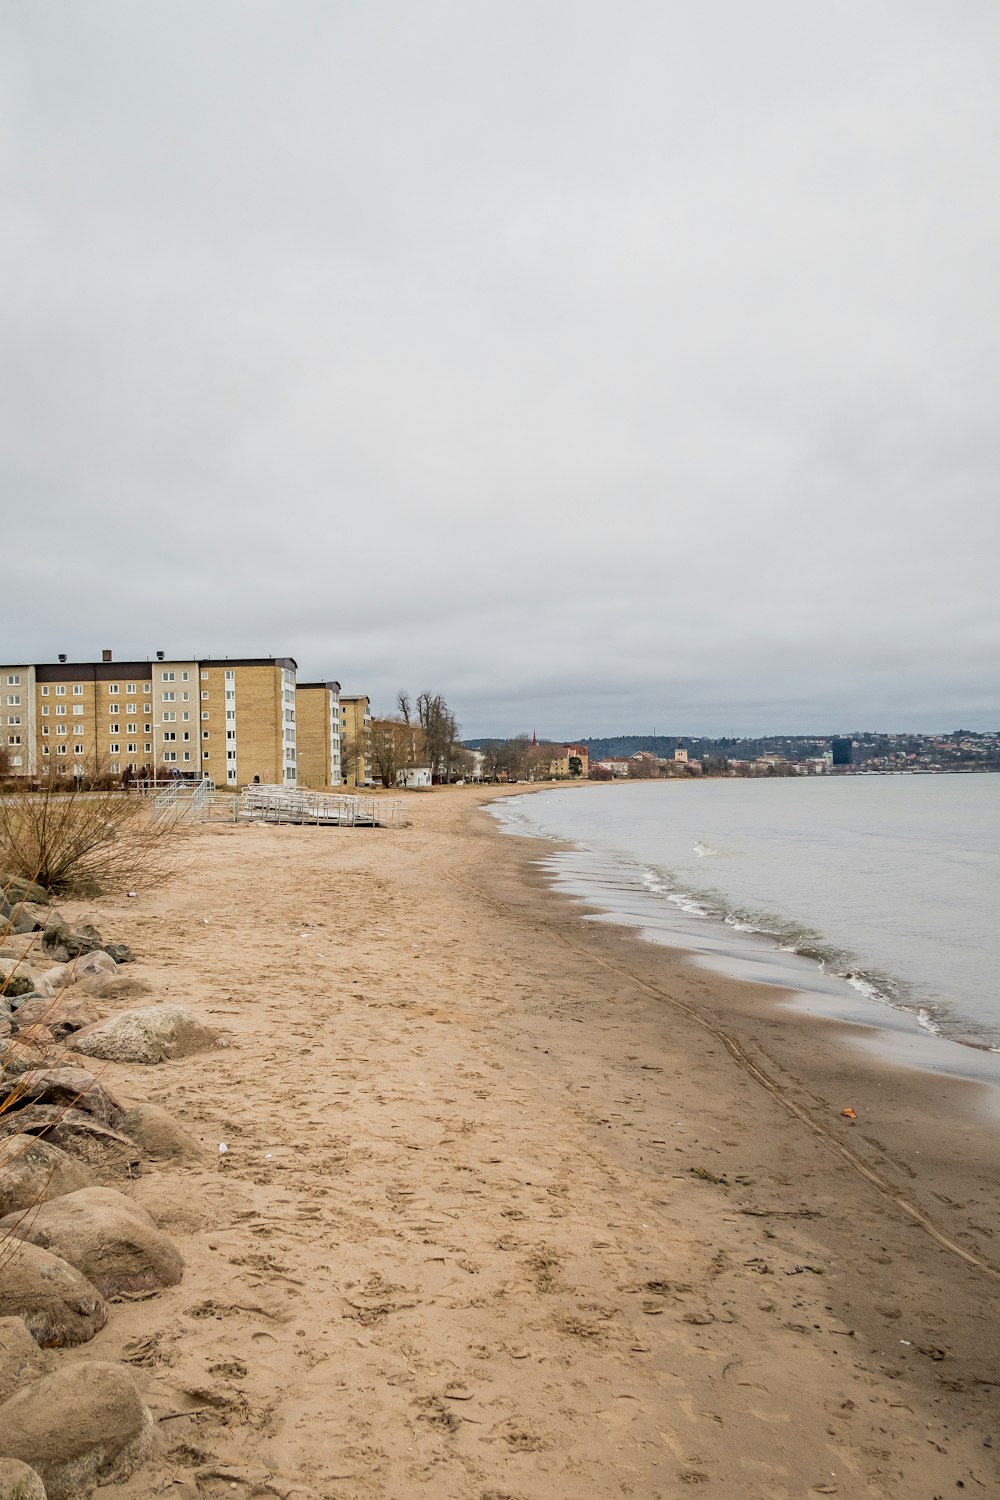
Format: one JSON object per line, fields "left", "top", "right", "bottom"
{"left": 70, "top": 1005, "right": 218, "bottom": 1065}
{"left": 120, "top": 1102, "right": 204, "bottom": 1164}
{"left": 0, "top": 1457, "right": 47, "bottom": 1500}
{"left": 0, "top": 1317, "right": 49, "bottom": 1404}
{"left": 0, "top": 1108, "right": 141, "bottom": 1181}
{"left": 69, "top": 951, "right": 116, "bottom": 982}
{"left": 41, "top": 923, "right": 103, "bottom": 965}
{"left": 0, "top": 1068, "right": 124, "bottom": 1130}
{"left": 103, "top": 943, "right": 133, "bottom": 965}
{"left": 0, "top": 1241, "right": 107, "bottom": 1347}
{"left": 0, "top": 1361, "right": 154, "bottom": 1499}
{"left": 0, "top": 960, "right": 38, "bottom": 1000}
{"left": 0, "top": 1187, "right": 183, "bottom": 1299}
{"left": 0, "top": 877, "right": 49, "bottom": 907}
{"left": 9, "top": 997, "right": 99, "bottom": 1039}
{"left": 0, "top": 1135, "right": 94, "bottom": 1218}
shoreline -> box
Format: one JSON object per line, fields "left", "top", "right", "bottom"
{"left": 35, "top": 784, "right": 1000, "bottom": 1496}
{"left": 492, "top": 778, "right": 1000, "bottom": 1091}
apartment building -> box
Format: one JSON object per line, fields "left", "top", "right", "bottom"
{"left": 0, "top": 652, "right": 298, "bottom": 786}
{"left": 339, "top": 694, "right": 372, "bottom": 787}
{"left": 295, "top": 680, "right": 342, "bottom": 789}
{"left": 547, "top": 743, "right": 590, "bottom": 779}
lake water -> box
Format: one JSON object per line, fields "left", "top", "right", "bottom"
{"left": 494, "top": 775, "right": 1000, "bottom": 1086}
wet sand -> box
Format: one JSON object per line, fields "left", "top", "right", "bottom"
{"left": 59, "top": 784, "right": 999, "bottom": 1498}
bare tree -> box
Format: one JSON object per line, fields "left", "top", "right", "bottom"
{"left": 416, "top": 692, "right": 461, "bottom": 782}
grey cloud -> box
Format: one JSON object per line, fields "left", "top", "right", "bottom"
{"left": 1, "top": 2, "right": 998, "bottom": 736}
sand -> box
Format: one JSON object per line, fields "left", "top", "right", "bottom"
{"left": 50, "top": 784, "right": 1000, "bottom": 1498}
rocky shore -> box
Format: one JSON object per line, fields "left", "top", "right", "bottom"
{"left": 1, "top": 876, "right": 216, "bottom": 1498}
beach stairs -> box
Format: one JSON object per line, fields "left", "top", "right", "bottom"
{"left": 235, "top": 784, "right": 402, "bottom": 828}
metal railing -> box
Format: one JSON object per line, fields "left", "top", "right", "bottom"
{"left": 237, "top": 784, "right": 402, "bottom": 827}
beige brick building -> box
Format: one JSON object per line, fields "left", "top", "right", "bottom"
{"left": 295, "top": 680, "right": 342, "bottom": 789}
{"left": 338, "top": 695, "right": 372, "bottom": 787}
{"left": 0, "top": 652, "right": 298, "bottom": 787}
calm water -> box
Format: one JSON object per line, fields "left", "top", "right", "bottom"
{"left": 495, "top": 776, "right": 1000, "bottom": 1084}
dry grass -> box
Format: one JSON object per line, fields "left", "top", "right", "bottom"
{"left": 0, "top": 773, "right": 188, "bottom": 895}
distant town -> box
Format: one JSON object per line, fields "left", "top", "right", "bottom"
{"left": 467, "top": 729, "right": 1000, "bottom": 781}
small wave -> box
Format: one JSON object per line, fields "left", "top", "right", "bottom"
{"left": 693, "top": 841, "right": 719, "bottom": 858}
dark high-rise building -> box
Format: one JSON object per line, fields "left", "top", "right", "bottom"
{"left": 831, "top": 737, "right": 853, "bottom": 766}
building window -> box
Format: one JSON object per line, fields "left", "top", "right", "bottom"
{"left": 203, "top": 750, "right": 210, "bottom": 759}
{"left": 201, "top": 691, "right": 209, "bottom": 700}
{"left": 6, "top": 696, "right": 20, "bottom": 706}
{"left": 127, "top": 722, "right": 137, "bottom": 732}
{"left": 162, "top": 692, "right": 175, "bottom": 702}
{"left": 110, "top": 762, "right": 120, "bottom": 774}
{"left": 162, "top": 711, "right": 176, "bottom": 722}
{"left": 108, "top": 685, "right": 119, "bottom": 695}
{"left": 7, "top": 734, "right": 21, "bottom": 745}
{"left": 109, "top": 743, "right": 119, "bottom": 753}
{"left": 181, "top": 671, "right": 189, "bottom": 681}
{"left": 163, "top": 751, "right": 177, "bottom": 762}
{"left": 56, "top": 705, "right": 66, "bottom": 717}
{"left": 162, "top": 671, "right": 175, "bottom": 681}
{"left": 56, "top": 744, "right": 67, "bottom": 755}
{"left": 74, "top": 743, "right": 85, "bottom": 754}
{"left": 226, "top": 729, "right": 236, "bottom": 740}
{"left": 41, "top": 745, "right": 49, "bottom": 756}
{"left": 145, "top": 723, "right": 151, "bottom": 732}
{"left": 143, "top": 684, "right": 151, "bottom": 694}
{"left": 126, "top": 702, "right": 137, "bottom": 713}
{"left": 202, "top": 730, "right": 210, "bottom": 739}
{"left": 40, "top": 706, "right": 49, "bottom": 717}
{"left": 183, "top": 751, "right": 191, "bottom": 761}
{"left": 163, "top": 731, "right": 176, "bottom": 742}
{"left": 144, "top": 742, "right": 152, "bottom": 752}
{"left": 182, "top": 731, "right": 190, "bottom": 741}
{"left": 201, "top": 711, "right": 210, "bottom": 720}
{"left": 41, "top": 725, "right": 49, "bottom": 736}
{"left": 201, "top": 671, "right": 208, "bottom": 681}
{"left": 109, "top": 724, "right": 119, "bottom": 734}
{"left": 6, "top": 675, "right": 20, "bottom": 685}
{"left": 40, "top": 686, "right": 48, "bottom": 696}
{"left": 126, "top": 682, "right": 137, "bottom": 693}
{"left": 56, "top": 725, "right": 67, "bottom": 736}
{"left": 55, "top": 686, "right": 65, "bottom": 696}
{"left": 7, "top": 715, "right": 21, "bottom": 726}
{"left": 181, "top": 691, "right": 189, "bottom": 701}
{"left": 72, "top": 705, "right": 84, "bottom": 716}
{"left": 127, "top": 742, "right": 137, "bottom": 753}
{"left": 182, "top": 712, "right": 190, "bottom": 722}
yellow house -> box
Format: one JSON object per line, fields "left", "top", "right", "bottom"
{"left": 0, "top": 651, "right": 298, "bottom": 787}
{"left": 295, "top": 680, "right": 342, "bottom": 789}
{"left": 547, "top": 743, "right": 590, "bottom": 779}
{"left": 338, "top": 695, "right": 372, "bottom": 787}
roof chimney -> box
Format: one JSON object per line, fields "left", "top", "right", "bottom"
{"left": 58, "top": 653, "right": 67, "bottom": 664}
{"left": 102, "top": 648, "right": 112, "bottom": 663}
{"left": 156, "top": 650, "right": 165, "bottom": 662}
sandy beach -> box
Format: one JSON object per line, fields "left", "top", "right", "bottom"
{"left": 46, "top": 784, "right": 1000, "bottom": 1499}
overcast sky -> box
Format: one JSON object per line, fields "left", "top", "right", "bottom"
{"left": 1, "top": 2, "right": 997, "bottom": 737}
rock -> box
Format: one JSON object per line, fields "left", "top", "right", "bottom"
{"left": 0, "top": 1108, "right": 141, "bottom": 1181}
{"left": 102, "top": 943, "right": 134, "bottom": 965}
{"left": 41, "top": 923, "right": 103, "bottom": 964}
{"left": 0, "top": 1457, "right": 47, "bottom": 1500}
{"left": 0, "top": 1067, "right": 125, "bottom": 1129}
{"left": 70, "top": 1006, "right": 218, "bottom": 1065}
{"left": 9, "top": 997, "right": 99, "bottom": 1038}
{"left": 0, "top": 960, "right": 38, "bottom": 999}
{"left": 0, "top": 1240, "right": 107, "bottom": 1347}
{"left": 0, "top": 1361, "right": 154, "bottom": 1498}
{"left": 0, "top": 1040, "right": 47, "bottom": 1078}
{"left": 120, "top": 1103, "right": 204, "bottom": 1163}
{"left": 0, "top": 877, "right": 49, "bottom": 907}
{"left": 69, "top": 950, "right": 116, "bottom": 981}
{"left": 0, "top": 1135, "right": 95, "bottom": 1218}
{"left": 0, "top": 1186, "right": 183, "bottom": 1298}
{"left": 0, "top": 1317, "right": 49, "bottom": 1404}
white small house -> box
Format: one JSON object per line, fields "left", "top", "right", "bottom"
{"left": 396, "top": 766, "right": 433, "bottom": 789}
